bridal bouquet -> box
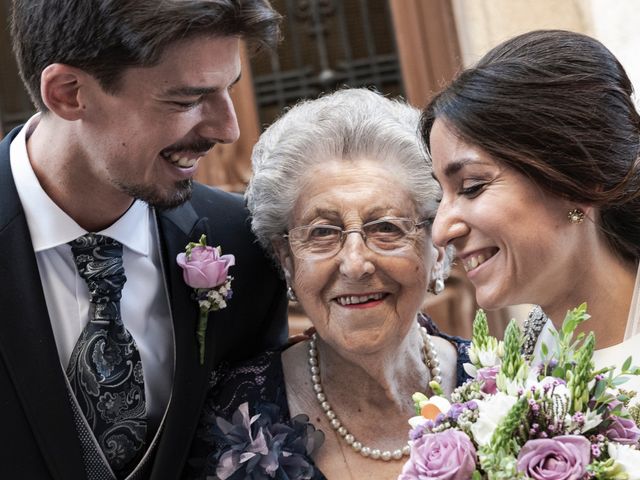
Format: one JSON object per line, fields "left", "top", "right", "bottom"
{"left": 400, "top": 305, "right": 640, "bottom": 480}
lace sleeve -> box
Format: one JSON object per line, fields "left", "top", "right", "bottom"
{"left": 204, "top": 350, "right": 289, "bottom": 420}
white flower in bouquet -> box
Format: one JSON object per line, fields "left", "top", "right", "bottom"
{"left": 497, "top": 374, "right": 529, "bottom": 398}
{"left": 531, "top": 376, "right": 570, "bottom": 399}
{"left": 408, "top": 393, "right": 451, "bottom": 429}
{"left": 465, "top": 310, "right": 505, "bottom": 378}
{"left": 470, "top": 392, "right": 518, "bottom": 446}
{"left": 468, "top": 343, "right": 504, "bottom": 369}
{"left": 578, "top": 408, "right": 604, "bottom": 434}
{"left": 608, "top": 442, "right": 640, "bottom": 479}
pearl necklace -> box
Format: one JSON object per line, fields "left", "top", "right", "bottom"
{"left": 308, "top": 326, "right": 441, "bottom": 461}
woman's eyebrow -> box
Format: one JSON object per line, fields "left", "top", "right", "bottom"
{"left": 433, "top": 157, "right": 490, "bottom": 182}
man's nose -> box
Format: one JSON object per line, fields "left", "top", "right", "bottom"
{"left": 196, "top": 90, "right": 240, "bottom": 144}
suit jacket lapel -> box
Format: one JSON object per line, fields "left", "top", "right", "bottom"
{"left": 0, "top": 128, "right": 85, "bottom": 479}
{"left": 156, "top": 203, "right": 206, "bottom": 367}
{"left": 154, "top": 206, "right": 230, "bottom": 475}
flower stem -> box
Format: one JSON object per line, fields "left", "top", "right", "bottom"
{"left": 197, "top": 310, "right": 208, "bottom": 365}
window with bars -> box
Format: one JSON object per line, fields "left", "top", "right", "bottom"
{"left": 251, "top": 0, "right": 404, "bottom": 128}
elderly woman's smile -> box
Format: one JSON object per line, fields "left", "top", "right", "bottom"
{"left": 333, "top": 292, "right": 387, "bottom": 307}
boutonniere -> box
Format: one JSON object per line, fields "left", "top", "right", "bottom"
{"left": 176, "top": 234, "right": 235, "bottom": 364}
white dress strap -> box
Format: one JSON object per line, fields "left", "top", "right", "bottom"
{"left": 624, "top": 264, "right": 640, "bottom": 340}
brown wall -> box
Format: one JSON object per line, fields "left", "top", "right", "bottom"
{"left": 194, "top": 45, "right": 260, "bottom": 192}
{"left": 390, "top": 0, "right": 461, "bottom": 108}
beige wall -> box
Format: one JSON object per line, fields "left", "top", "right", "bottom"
{"left": 451, "top": 0, "right": 592, "bottom": 66}
{"left": 587, "top": 0, "right": 640, "bottom": 105}
{"left": 451, "top": 0, "right": 640, "bottom": 98}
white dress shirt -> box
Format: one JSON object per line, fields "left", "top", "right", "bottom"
{"left": 10, "top": 115, "right": 174, "bottom": 428}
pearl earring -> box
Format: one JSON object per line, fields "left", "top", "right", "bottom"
{"left": 287, "top": 286, "right": 298, "bottom": 302}
{"left": 428, "top": 277, "right": 445, "bottom": 295}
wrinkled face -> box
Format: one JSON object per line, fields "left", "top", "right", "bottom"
{"left": 429, "top": 119, "right": 581, "bottom": 310}
{"left": 278, "top": 158, "right": 436, "bottom": 355}
{"left": 77, "top": 35, "right": 241, "bottom": 209}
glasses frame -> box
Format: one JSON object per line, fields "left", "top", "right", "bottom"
{"left": 283, "top": 216, "right": 431, "bottom": 260}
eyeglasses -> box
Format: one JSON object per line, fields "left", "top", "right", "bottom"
{"left": 283, "top": 217, "right": 430, "bottom": 260}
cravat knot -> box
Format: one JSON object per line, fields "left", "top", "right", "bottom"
{"left": 69, "top": 233, "right": 126, "bottom": 305}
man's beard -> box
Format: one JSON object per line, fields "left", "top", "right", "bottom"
{"left": 118, "top": 179, "right": 193, "bottom": 210}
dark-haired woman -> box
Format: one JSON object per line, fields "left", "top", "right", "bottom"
{"left": 422, "top": 29, "right": 640, "bottom": 395}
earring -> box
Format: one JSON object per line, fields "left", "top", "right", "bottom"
{"left": 287, "top": 286, "right": 298, "bottom": 302}
{"left": 567, "top": 208, "right": 585, "bottom": 224}
{"left": 428, "top": 277, "right": 445, "bottom": 295}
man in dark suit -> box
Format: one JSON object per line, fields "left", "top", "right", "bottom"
{"left": 0, "top": 1, "right": 288, "bottom": 479}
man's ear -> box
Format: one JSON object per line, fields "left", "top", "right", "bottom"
{"left": 40, "top": 63, "right": 89, "bottom": 120}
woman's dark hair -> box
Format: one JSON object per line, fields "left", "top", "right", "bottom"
{"left": 421, "top": 29, "right": 640, "bottom": 263}
{"left": 11, "top": 0, "right": 281, "bottom": 111}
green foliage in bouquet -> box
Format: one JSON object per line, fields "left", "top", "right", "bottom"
{"left": 472, "top": 309, "right": 491, "bottom": 351}
{"left": 545, "top": 303, "right": 589, "bottom": 372}
{"left": 630, "top": 404, "right": 640, "bottom": 426}
{"left": 566, "top": 332, "right": 594, "bottom": 413}
{"left": 586, "top": 457, "right": 629, "bottom": 479}
{"left": 500, "top": 320, "right": 525, "bottom": 380}
{"left": 496, "top": 320, "right": 527, "bottom": 392}
{"left": 478, "top": 397, "right": 529, "bottom": 479}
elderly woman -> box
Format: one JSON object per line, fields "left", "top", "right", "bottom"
{"left": 187, "top": 88, "right": 470, "bottom": 480}
{"left": 424, "top": 30, "right": 640, "bottom": 389}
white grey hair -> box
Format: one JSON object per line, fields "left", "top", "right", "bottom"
{"left": 245, "top": 88, "right": 441, "bottom": 262}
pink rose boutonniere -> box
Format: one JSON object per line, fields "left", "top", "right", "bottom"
{"left": 176, "top": 234, "right": 235, "bottom": 364}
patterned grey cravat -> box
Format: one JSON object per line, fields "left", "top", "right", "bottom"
{"left": 67, "top": 233, "right": 147, "bottom": 477}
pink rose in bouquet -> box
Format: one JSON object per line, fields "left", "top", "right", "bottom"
{"left": 605, "top": 415, "right": 640, "bottom": 445}
{"left": 476, "top": 366, "right": 500, "bottom": 394}
{"left": 516, "top": 435, "right": 591, "bottom": 480}
{"left": 399, "top": 429, "right": 476, "bottom": 480}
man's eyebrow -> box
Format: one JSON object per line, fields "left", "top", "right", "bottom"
{"left": 163, "top": 73, "right": 242, "bottom": 97}
{"left": 163, "top": 86, "right": 216, "bottom": 97}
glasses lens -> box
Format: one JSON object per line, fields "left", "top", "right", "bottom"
{"left": 289, "top": 225, "right": 342, "bottom": 258}
{"left": 364, "top": 218, "right": 415, "bottom": 252}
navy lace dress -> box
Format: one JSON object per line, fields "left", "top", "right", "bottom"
{"left": 185, "top": 315, "right": 470, "bottom": 480}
